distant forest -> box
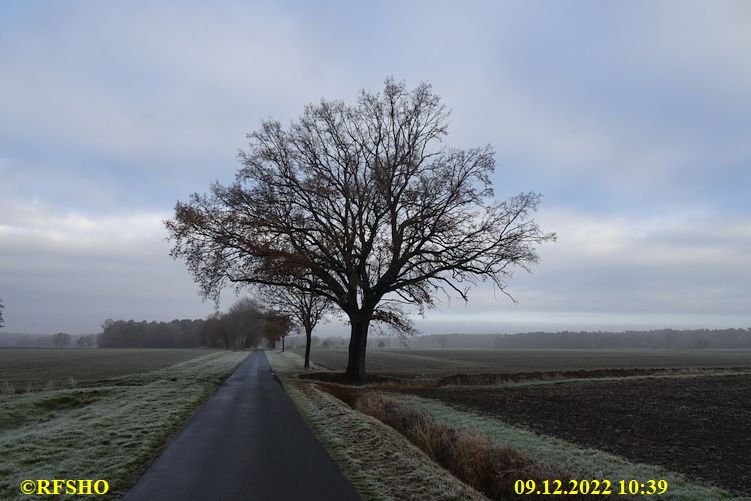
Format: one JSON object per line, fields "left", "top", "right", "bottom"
{"left": 370, "top": 328, "right": 751, "bottom": 350}
{"left": 0, "top": 323, "right": 203, "bottom": 349}
{"left": 98, "top": 319, "right": 206, "bottom": 348}
{"left": 3, "top": 327, "right": 751, "bottom": 350}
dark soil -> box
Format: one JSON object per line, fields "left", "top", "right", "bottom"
{"left": 297, "top": 371, "right": 404, "bottom": 385}
{"left": 299, "top": 366, "right": 736, "bottom": 388}
{"left": 433, "top": 367, "right": 741, "bottom": 387}
{"left": 411, "top": 374, "right": 751, "bottom": 496}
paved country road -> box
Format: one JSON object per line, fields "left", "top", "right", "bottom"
{"left": 124, "top": 350, "right": 361, "bottom": 501}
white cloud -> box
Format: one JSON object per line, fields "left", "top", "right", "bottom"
{"left": 0, "top": 198, "right": 166, "bottom": 256}
{"left": 537, "top": 208, "right": 751, "bottom": 269}
{"left": 0, "top": 198, "right": 216, "bottom": 333}
{"left": 416, "top": 207, "right": 751, "bottom": 325}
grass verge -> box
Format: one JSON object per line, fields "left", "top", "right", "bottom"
{"left": 0, "top": 350, "right": 248, "bottom": 500}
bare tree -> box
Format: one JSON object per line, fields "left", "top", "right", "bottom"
{"left": 166, "top": 78, "right": 555, "bottom": 381}
{"left": 75, "top": 334, "right": 97, "bottom": 348}
{"left": 201, "top": 312, "right": 228, "bottom": 348}
{"left": 259, "top": 284, "right": 333, "bottom": 368}
{"left": 0, "top": 299, "right": 4, "bottom": 328}
{"left": 52, "top": 332, "right": 71, "bottom": 348}
{"left": 224, "top": 297, "right": 263, "bottom": 350}
{"left": 263, "top": 311, "right": 293, "bottom": 350}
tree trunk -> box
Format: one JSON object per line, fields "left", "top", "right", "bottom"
{"left": 345, "top": 319, "right": 369, "bottom": 381}
{"left": 304, "top": 326, "right": 313, "bottom": 369}
{"left": 282, "top": 336, "right": 285, "bottom": 352}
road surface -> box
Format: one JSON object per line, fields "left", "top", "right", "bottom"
{"left": 124, "top": 350, "right": 361, "bottom": 501}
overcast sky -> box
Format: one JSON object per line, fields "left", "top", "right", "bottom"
{"left": 1, "top": 1, "right": 749, "bottom": 335}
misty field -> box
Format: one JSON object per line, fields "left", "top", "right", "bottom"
{"left": 0, "top": 350, "right": 247, "bottom": 500}
{"left": 304, "top": 348, "right": 751, "bottom": 375}
{"left": 0, "top": 348, "right": 218, "bottom": 392}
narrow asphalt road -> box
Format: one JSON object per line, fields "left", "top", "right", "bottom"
{"left": 124, "top": 350, "right": 361, "bottom": 501}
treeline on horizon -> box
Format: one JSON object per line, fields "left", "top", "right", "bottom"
{"left": 0, "top": 319, "right": 288, "bottom": 349}
{"left": 99, "top": 314, "right": 291, "bottom": 349}
{"left": 0, "top": 322, "right": 209, "bottom": 349}
{"left": 3, "top": 327, "right": 751, "bottom": 350}
{"left": 395, "top": 328, "right": 751, "bottom": 350}
{"left": 98, "top": 319, "right": 206, "bottom": 348}
{"left": 98, "top": 298, "right": 292, "bottom": 348}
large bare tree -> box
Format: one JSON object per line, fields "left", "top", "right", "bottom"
{"left": 166, "top": 78, "right": 555, "bottom": 381}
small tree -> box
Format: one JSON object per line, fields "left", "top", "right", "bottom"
{"left": 52, "top": 332, "right": 71, "bottom": 348}
{"left": 259, "top": 284, "right": 333, "bottom": 368}
{"left": 75, "top": 335, "right": 99, "bottom": 348}
{"left": 167, "top": 79, "right": 555, "bottom": 381}
{"left": 263, "top": 311, "right": 293, "bottom": 350}
{"left": 0, "top": 298, "right": 4, "bottom": 328}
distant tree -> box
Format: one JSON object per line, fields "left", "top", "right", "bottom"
{"left": 377, "top": 340, "right": 386, "bottom": 348}
{"left": 224, "top": 297, "right": 264, "bottom": 350}
{"left": 75, "top": 334, "right": 97, "bottom": 348}
{"left": 258, "top": 283, "right": 333, "bottom": 367}
{"left": 52, "top": 332, "right": 71, "bottom": 348}
{"left": 437, "top": 335, "right": 448, "bottom": 349}
{"left": 202, "top": 313, "right": 229, "bottom": 348}
{"left": 166, "top": 78, "right": 555, "bottom": 381}
{"left": 263, "top": 312, "right": 293, "bottom": 350}
{"left": 0, "top": 298, "right": 4, "bottom": 328}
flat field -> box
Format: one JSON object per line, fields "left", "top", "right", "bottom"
{"left": 0, "top": 348, "right": 218, "bottom": 391}
{"left": 306, "top": 348, "right": 751, "bottom": 375}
